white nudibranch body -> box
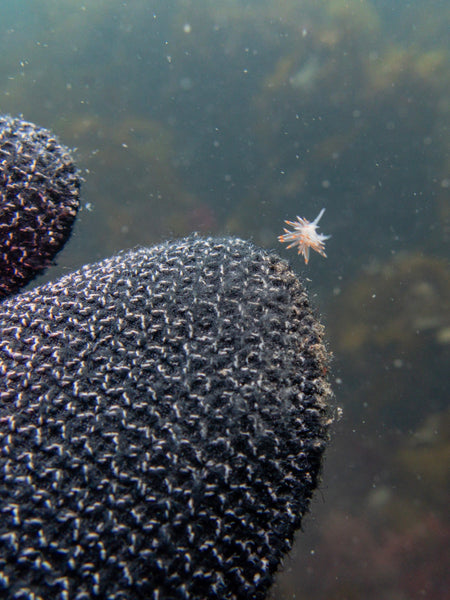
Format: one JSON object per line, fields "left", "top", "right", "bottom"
{"left": 278, "top": 208, "right": 330, "bottom": 264}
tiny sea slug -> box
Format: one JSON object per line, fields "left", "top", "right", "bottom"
{"left": 278, "top": 207, "right": 330, "bottom": 264}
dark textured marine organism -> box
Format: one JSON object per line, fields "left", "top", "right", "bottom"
{"left": 0, "top": 115, "right": 333, "bottom": 600}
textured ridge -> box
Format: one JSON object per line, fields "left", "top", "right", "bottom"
{"left": 0, "top": 236, "right": 332, "bottom": 600}
{"left": 0, "top": 115, "right": 81, "bottom": 299}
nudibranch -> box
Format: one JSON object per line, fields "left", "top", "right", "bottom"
{"left": 278, "top": 208, "right": 330, "bottom": 264}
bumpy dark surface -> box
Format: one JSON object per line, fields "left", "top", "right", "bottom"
{"left": 0, "top": 115, "right": 80, "bottom": 299}
{"left": 0, "top": 236, "right": 331, "bottom": 600}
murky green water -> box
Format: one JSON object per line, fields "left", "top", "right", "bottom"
{"left": 1, "top": 1, "right": 448, "bottom": 598}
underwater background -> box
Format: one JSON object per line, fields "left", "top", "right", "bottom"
{"left": 1, "top": 1, "right": 448, "bottom": 598}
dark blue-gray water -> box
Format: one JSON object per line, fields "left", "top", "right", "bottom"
{"left": 1, "top": 1, "right": 448, "bottom": 598}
